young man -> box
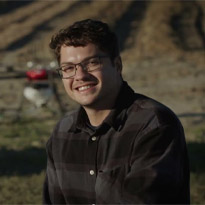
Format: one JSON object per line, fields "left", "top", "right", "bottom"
{"left": 43, "top": 19, "right": 190, "bottom": 204}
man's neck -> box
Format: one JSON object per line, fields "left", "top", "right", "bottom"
{"left": 83, "top": 108, "right": 111, "bottom": 127}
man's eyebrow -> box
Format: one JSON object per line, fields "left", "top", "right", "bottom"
{"left": 61, "top": 61, "right": 75, "bottom": 66}
{"left": 61, "top": 55, "right": 99, "bottom": 66}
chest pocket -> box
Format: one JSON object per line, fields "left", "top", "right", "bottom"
{"left": 95, "top": 165, "right": 128, "bottom": 204}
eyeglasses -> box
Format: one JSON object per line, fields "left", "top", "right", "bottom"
{"left": 56, "top": 55, "right": 109, "bottom": 79}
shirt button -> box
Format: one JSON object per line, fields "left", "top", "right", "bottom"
{"left": 91, "top": 136, "right": 97, "bottom": 141}
{"left": 89, "top": 170, "right": 95, "bottom": 175}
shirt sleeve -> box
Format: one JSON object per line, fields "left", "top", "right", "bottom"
{"left": 121, "top": 124, "right": 190, "bottom": 204}
{"left": 43, "top": 135, "right": 66, "bottom": 204}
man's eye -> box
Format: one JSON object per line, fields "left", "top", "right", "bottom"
{"left": 62, "top": 66, "right": 75, "bottom": 72}
{"left": 88, "top": 58, "right": 100, "bottom": 65}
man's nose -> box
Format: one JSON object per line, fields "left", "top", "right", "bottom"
{"left": 75, "top": 65, "right": 89, "bottom": 80}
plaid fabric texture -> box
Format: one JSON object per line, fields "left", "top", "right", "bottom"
{"left": 43, "top": 82, "right": 190, "bottom": 204}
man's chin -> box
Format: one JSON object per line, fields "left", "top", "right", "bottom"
{"left": 77, "top": 99, "right": 97, "bottom": 107}
{"left": 75, "top": 94, "right": 99, "bottom": 107}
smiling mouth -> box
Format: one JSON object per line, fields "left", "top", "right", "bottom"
{"left": 77, "top": 84, "right": 96, "bottom": 92}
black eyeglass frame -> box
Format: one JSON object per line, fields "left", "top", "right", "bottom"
{"left": 56, "top": 55, "right": 109, "bottom": 79}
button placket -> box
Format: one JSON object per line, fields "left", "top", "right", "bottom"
{"left": 88, "top": 135, "right": 99, "bottom": 178}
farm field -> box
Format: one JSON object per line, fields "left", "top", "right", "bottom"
{"left": 0, "top": 0, "right": 205, "bottom": 204}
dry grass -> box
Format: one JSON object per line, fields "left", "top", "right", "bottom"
{"left": 1, "top": 1, "right": 204, "bottom": 67}
{"left": 122, "top": 1, "right": 205, "bottom": 63}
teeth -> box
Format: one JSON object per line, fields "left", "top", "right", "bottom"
{"left": 78, "top": 85, "right": 91, "bottom": 91}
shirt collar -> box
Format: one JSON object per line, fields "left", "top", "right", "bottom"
{"left": 103, "top": 81, "right": 135, "bottom": 130}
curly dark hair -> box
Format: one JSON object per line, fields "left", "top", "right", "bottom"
{"left": 49, "top": 19, "right": 120, "bottom": 64}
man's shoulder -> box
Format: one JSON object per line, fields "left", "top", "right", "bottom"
{"left": 129, "top": 93, "right": 181, "bottom": 127}
{"left": 54, "top": 109, "right": 79, "bottom": 133}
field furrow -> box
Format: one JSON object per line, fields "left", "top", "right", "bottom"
{"left": 4, "top": 1, "right": 134, "bottom": 63}
{"left": 0, "top": 1, "right": 57, "bottom": 30}
{"left": 0, "top": 1, "right": 79, "bottom": 50}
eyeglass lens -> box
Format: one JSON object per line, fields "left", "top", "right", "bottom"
{"left": 59, "top": 56, "right": 102, "bottom": 79}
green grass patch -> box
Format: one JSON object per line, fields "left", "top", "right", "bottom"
{"left": 190, "top": 173, "right": 205, "bottom": 204}
{"left": 0, "top": 118, "right": 56, "bottom": 150}
{"left": 0, "top": 172, "right": 45, "bottom": 204}
{"left": 0, "top": 117, "right": 57, "bottom": 203}
{"left": 188, "top": 141, "right": 205, "bottom": 204}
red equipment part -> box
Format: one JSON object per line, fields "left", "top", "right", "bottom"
{"left": 26, "top": 69, "right": 48, "bottom": 80}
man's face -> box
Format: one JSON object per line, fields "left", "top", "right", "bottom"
{"left": 60, "top": 43, "right": 122, "bottom": 110}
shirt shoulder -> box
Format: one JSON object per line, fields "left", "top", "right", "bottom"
{"left": 53, "top": 109, "right": 79, "bottom": 134}
{"left": 128, "top": 93, "right": 182, "bottom": 129}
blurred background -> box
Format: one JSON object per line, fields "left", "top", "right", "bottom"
{"left": 0, "top": 0, "right": 204, "bottom": 203}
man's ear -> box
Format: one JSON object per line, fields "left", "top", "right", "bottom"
{"left": 114, "top": 56, "right": 122, "bottom": 74}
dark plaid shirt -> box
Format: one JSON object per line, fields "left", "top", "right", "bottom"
{"left": 43, "top": 82, "right": 190, "bottom": 204}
